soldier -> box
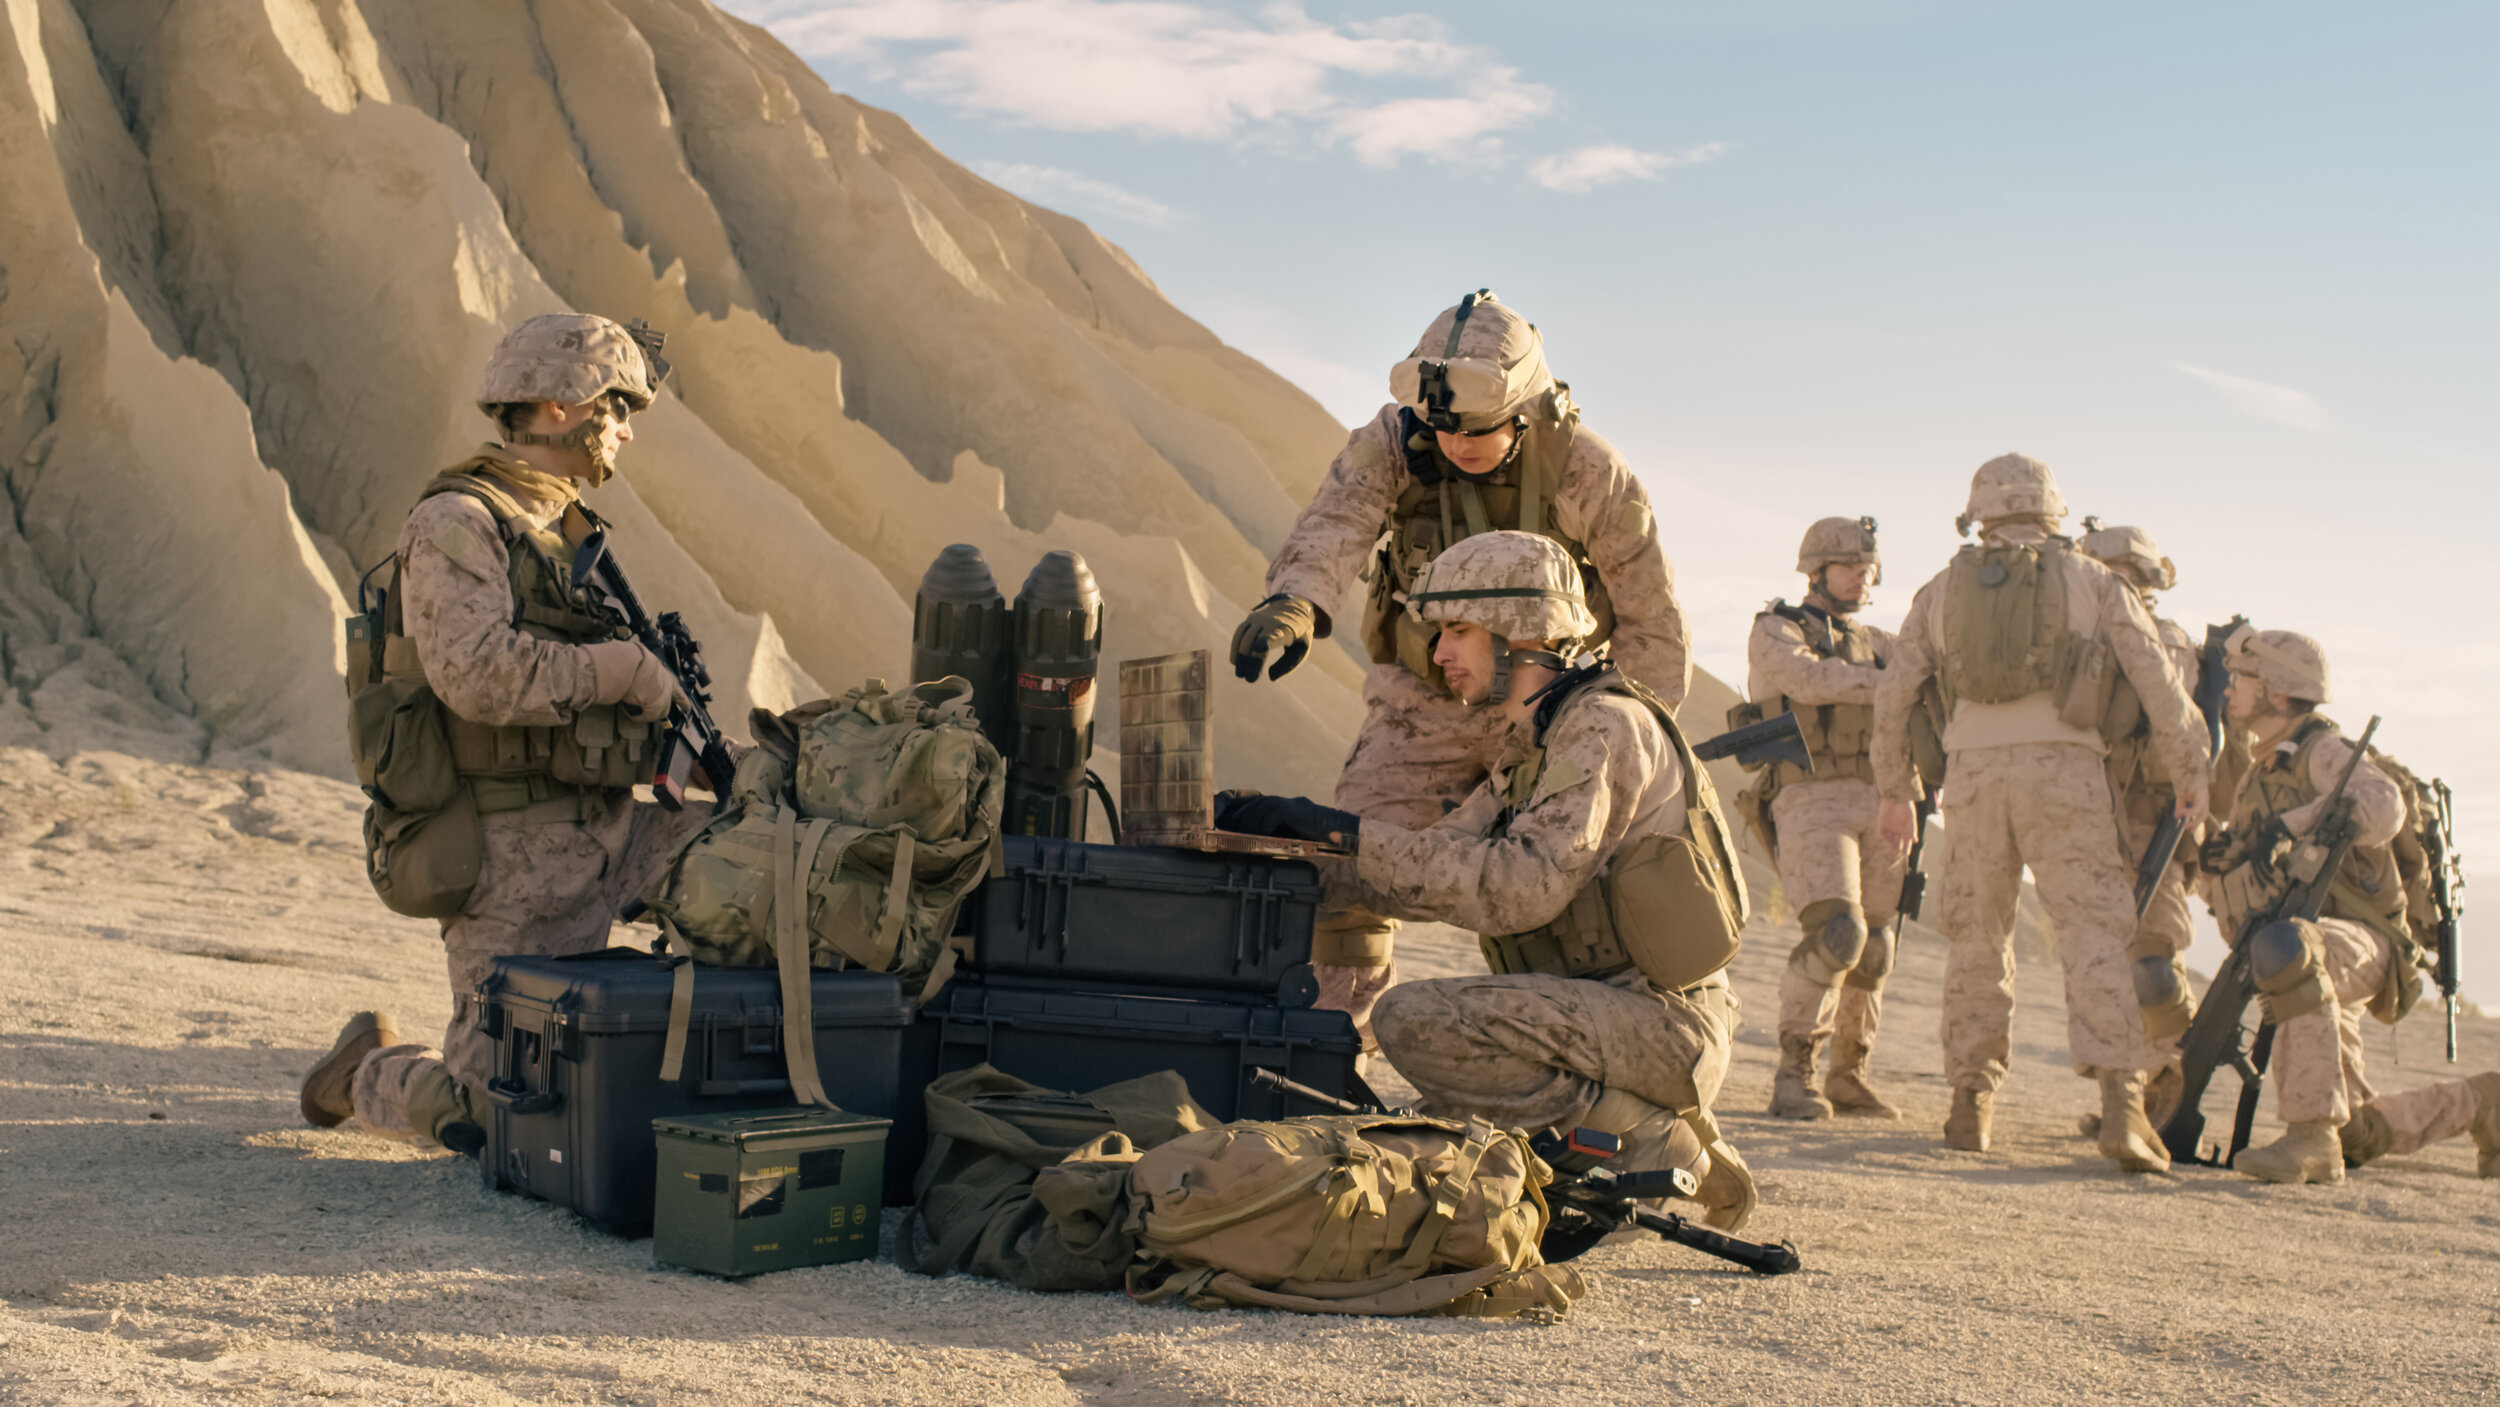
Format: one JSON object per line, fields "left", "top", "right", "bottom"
{"left": 1222, "top": 531, "right": 1755, "bottom": 1230}
{"left": 299, "top": 314, "right": 707, "bottom": 1153}
{"left": 2195, "top": 627, "right": 2500, "bottom": 1183}
{"left": 1871, "top": 454, "right": 2211, "bottom": 1172}
{"left": 2074, "top": 522, "right": 2200, "bottom": 1135}
{"left": 1229, "top": 290, "right": 1689, "bottom": 1046}
{"left": 1748, "top": 517, "right": 1913, "bottom": 1120}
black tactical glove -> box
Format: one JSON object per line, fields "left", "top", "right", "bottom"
{"left": 2200, "top": 819, "right": 2291, "bottom": 877}
{"left": 1214, "top": 789, "right": 1360, "bottom": 847}
{"left": 1230, "top": 594, "right": 1319, "bottom": 682}
{"left": 2196, "top": 829, "right": 2237, "bottom": 876}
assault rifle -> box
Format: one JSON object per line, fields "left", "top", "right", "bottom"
{"left": 1693, "top": 711, "right": 1811, "bottom": 775}
{"left": 2133, "top": 615, "right": 2245, "bottom": 916}
{"left": 570, "top": 529, "right": 736, "bottom": 811}
{"left": 1247, "top": 1070, "right": 1802, "bottom": 1276}
{"left": 2160, "top": 714, "right": 2381, "bottom": 1168}
{"left": 1896, "top": 784, "right": 1940, "bottom": 923}
{"left": 2426, "top": 778, "right": 2466, "bottom": 1062}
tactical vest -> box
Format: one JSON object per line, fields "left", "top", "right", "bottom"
{"left": 354, "top": 457, "right": 652, "bottom": 813}
{"left": 1935, "top": 537, "right": 2098, "bottom": 716}
{"left": 1358, "top": 391, "right": 1617, "bottom": 684}
{"left": 1758, "top": 600, "right": 1880, "bottom": 785}
{"left": 2234, "top": 715, "right": 2409, "bottom": 947}
{"left": 1475, "top": 666, "right": 1747, "bottom": 992}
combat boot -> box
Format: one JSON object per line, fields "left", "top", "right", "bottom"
{"left": 300, "top": 1011, "right": 400, "bottom": 1128}
{"left": 2235, "top": 1119, "right": 2345, "bottom": 1185}
{"left": 1690, "top": 1138, "right": 1758, "bottom": 1232}
{"left": 1824, "top": 1037, "right": 1900, "bottom": 1120}
{"left": 2079, "top": 1062, "right": 2182, "bottom": 1140}
{"left": 1583, "top": 1089, "right": 1753, "bottom": 1230}
{"left": 2469, "top": 1072, "right": 2500, "bottom": 1179}
{"left": 1769, "top": 1036, "right": 1832, "bottom": 1120}
{"left": 2095, "top": 1069, "right": 2171, "bottom": 1174}
{"left": 1943, "top": 1087, "right": 1992, "bottom": 1152}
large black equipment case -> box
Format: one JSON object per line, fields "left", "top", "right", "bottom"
{"left": 920, "top": 979, "right": 1368, "bottom": 1122}
{"left": 961, "top": 837, "right": 1323, "bottom": 1003}
{"left": 479, "top": 949, "right": 916, "bottom": 1233}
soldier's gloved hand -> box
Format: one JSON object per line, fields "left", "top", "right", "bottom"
{"left": 1218, "top": 792, "right": 1360, "bottom": 847}
{"left": 2197, "top": 829, "right": 2240, "bottom": 876}
{"left": 1230, "top": 595, "right": 1319, "bottom": 683}
{"left": 2245, "top": 817, "right": 2294, "bottom": 881}
{"left": 586, "top": 640, "right": 686, "bottom": 722}
{"left": 1213, "top": 789, "right": 1265, "bottom": 832}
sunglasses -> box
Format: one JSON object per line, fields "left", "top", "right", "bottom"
{"left": 1447, "top": 415, "right": 1524, "bottom": 439}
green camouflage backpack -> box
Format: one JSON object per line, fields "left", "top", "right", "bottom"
{"left": 642, "top": 678, "right": 1003, "bottom": 1101}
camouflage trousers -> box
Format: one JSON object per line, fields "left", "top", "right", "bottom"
{"left": 1314, "top": 662, "right": 1510, "bottom": 1044}
{"left": 1770, "top": 779, "right": 1908, "bottom": 1058}
{"left": 1372, "top": 972, "right": 1737, "bottom": 1133}
{"left": 1936, "top": 743, "right": 2152, "bottom": 1091}
{"left": 2116, "top": 806, "right": 2199, "bottom": 1068}
{"left": 2273, "top": 917, "right": 2392, "bottom": 1125}
{"left": 2357, "top": 1079, "right": 2482, "bottom": 1155}
{"left": 350, "top": 792, "right": 705, "bottom": 1138}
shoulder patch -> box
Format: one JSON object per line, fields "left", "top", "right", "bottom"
{"left": 410, "top": 499, "right": 504, "bottom": 583}
{"left": 1532, "top": 756, "right": 1592, "bottom": 802}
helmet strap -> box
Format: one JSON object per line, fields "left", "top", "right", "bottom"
{"left": 506, "top": 404, "right": 618, "bottom": 487}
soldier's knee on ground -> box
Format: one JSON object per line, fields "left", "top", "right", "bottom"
{"left": 1789, "top": 899, "right": 1868, "bottom": 988}
{"left": 406, "top": 1067, "right": 484, "bottom": 1158}
{"left": 2248, "top": 919, "right": 2333, "bottom": 1023}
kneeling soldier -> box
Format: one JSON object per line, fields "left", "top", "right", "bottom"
{"left": 2200, "top": 628, "right": 2500, "bottom": 1183}
{"left": 300, "top": 315, "right": 707, "bottom": 1153}
{"left": 1223, "top": 530, "right": 1756, "bottom": 1229}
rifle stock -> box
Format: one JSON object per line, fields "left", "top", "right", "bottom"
{"left": 1693, "top": 711, "right": 1811, "bottom": 775}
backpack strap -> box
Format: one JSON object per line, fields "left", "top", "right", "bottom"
{"left": 773, "top": 805, "right": 840, "bottom": 1109}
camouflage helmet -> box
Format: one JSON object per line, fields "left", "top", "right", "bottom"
{"left": 1407, "top": 530, "right": 1598, "bottom": 647}
{"left": 1957, "top": 453, "right": 2067, "bottom": 534}
{"left": 1387, "top": 290, "right": 1554, "bottom": 434}
{"left": 2224, "top": 624, "right": 2331, "bottom": 703}
{"left": 475, "top": 313, "right": 666, "bottom": 421}
{"left": 1798, "top": 515, "right": 1881, "bottom": 583}
{"left": 2078, "top": 519, "right": 2177, "bottom": 592}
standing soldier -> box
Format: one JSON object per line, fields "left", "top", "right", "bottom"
{"left": 299, "top": 315, "right": 706, "bottom": 1153}
{"left": 1221, "top": 532, "right": 1754, "bottom": 1229}
{"left": 2075, "top": 522, "right": 2199, "bottom": 1135}
{"left": 1749, "top": 517, "right": 1913, "bottom": 1120}
{"left": 1871, "top": 454, "right": 2210, "bottom": 1172}
{"left": 1229, "top": 291, "right": 1689, "bottom": 1045}
{"left": 2195, "top": 628, "right": 2500, "bottom": 1183}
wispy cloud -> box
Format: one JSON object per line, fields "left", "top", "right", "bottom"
{"left": 1526, "top": 141, "right": 1731, "bottom": 193}
{"left": 973, "top": 161, "right": 1179, "bottom": 226}
{"left": 722, "top": 1, "right": 1553, "bottom": 166}
{"left": 2172, "top": 362, "right": 2332, "bottom": 433}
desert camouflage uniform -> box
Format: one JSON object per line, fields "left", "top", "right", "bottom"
{"left": 350, "top": 455, "right": 705, "bottom": 1138}
{"left": 2109, "top": 615, "right": 2202, "bottom": 1067}
{"left": 1347, "top": 687, "right": 1733, "bottom": 1139}
{"left": 1266, "top": 406, "right": 1689, "bottom": 1036}
{"left": 1750, "top": 606, "right": 1909, "bottom": 1109}
{"left": 1873, "top": 526, "right": 2209, "bottom": 1098}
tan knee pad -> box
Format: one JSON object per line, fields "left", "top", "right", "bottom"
{"left": 1844, "top": 923, "right": 1896, "bottom": 990}
{"left": 2126, "top": 934, "right": 2194, "bottom": 1042}
{"left": 1789, "top": 899, "right": 1868, "bottom": 989}
{"left": 2248, "top": 919, "right": 2332, "bottom": 1024}
{"left": 1312, "top": 907, "right": 1398, "bottom": 968}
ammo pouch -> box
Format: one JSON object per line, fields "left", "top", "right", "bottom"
{"left": 350, "top": 670, "right": 462, "bottom": 814}
{"left": 361, "top": 789, "right": 482, "bottom": 920}
{"left": 2056, "top": 636, "right": 2118, "bottom": 733}
{"left": 2368, "top": 945, "right": 2427, "bottom": 1025}
{"left": 446, "top": 707, "right": 654, "bottom": 792}
{"left": 1477, "top": 829, "right": 1744, "bottom": 992}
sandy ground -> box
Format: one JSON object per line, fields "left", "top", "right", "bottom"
{"left": 3, "top": 746, "right": 2496, "bottom": 1406}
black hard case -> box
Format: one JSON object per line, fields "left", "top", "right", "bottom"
{"left": 479, "top": 949, "right": 917, "bottom": 1232}
{"left": 921, "top": 979, "right": 1368, "bottom": 1122}
{"left": 961, "top": 837, "right": 1323, "bottom": 1002}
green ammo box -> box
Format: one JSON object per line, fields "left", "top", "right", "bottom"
{"left": 651, "top": 1108, "right": 891, "bottom": 1277}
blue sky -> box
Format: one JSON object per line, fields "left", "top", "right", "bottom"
{"left": 724, "top": 1, "right": 2497, "bottom": 1007}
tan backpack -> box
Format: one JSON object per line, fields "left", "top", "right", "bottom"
{"left": 1125, "top": 1114, "right": 1583, "bottom": 1319}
